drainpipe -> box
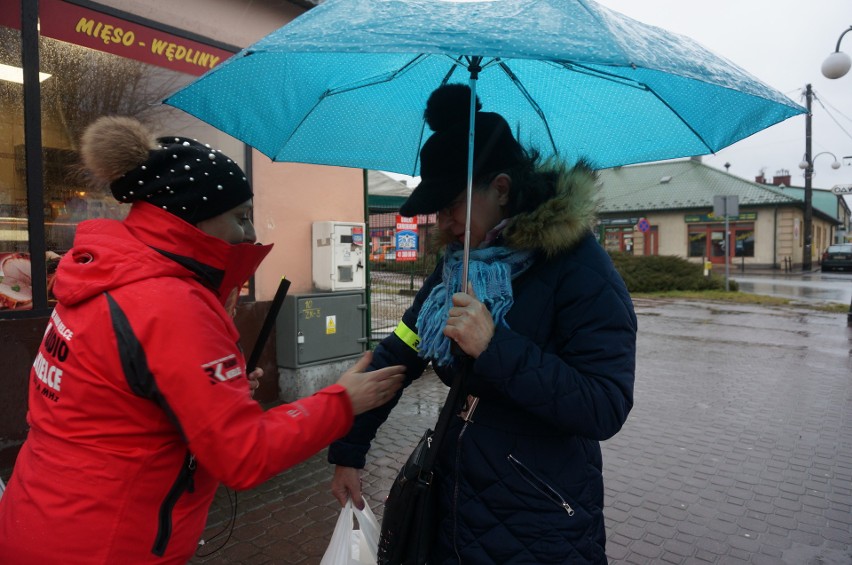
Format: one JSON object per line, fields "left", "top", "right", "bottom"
{"left": 773, "top": 207, "right": 778, "bottom": 270}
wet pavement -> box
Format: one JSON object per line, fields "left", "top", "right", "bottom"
{"left": 191, "top": 298, "right": 852, "bottom": 564}
{"left": 732, "top": 272, "right": 852, "bottom": 306}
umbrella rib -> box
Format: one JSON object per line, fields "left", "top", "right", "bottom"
{"left": 550, "top": 60, "right": 648, "bottom": 89}
{"left": 552, "top": 61, "right": 715, "bottom": 153}
{"left": 325, "top": 53, "right": 432, "bottom": 96}
{"left": 275, "top": 53, "right": 434, "bottom": 161}
{"left": 324, "top": 54, "right": 476, "bottom": 98}
{"left": 643, "top": 88, "right": 714, "bottom": 153}
{"left": 497, "top": 61, "right": 558, "bottom": 156}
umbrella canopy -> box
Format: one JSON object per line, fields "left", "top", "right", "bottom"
{"left": 164, "top": 0, "right": 805, "bottom": 176}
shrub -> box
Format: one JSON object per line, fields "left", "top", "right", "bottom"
{"left": 371, "top": 250, "right": 736, "bottom": 293}
{"left": 608, "top": 253, "right": 737, "bottom": 293}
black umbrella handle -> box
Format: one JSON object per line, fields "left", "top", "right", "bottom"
{"left": 246, "top": 277, "right": 291, "bottom": 373}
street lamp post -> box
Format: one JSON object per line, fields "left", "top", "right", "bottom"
{"left": 799, "top": 143, "right": 841, "bottom": 271}
{"left": 801, "top": 24, "right": 849, "bottom": 271}
{"left": 801, "top": 84, "right": 815, "bottom": 272}
{"left": 821, "top": 25, "right": 852, "bottom": 326}
{"left": 822, "top": 25, "right": 852, "bottom": 79}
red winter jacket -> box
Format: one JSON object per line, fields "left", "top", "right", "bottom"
{"left": 0, "top": 202, "right": 353, "bottom": 564}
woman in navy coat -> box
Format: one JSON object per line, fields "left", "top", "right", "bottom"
{"left": 330, "top": 85, "right": 636, "bottom": 564}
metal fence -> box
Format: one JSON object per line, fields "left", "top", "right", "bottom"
{"left": 367, "top": 207, "right": 437, "bottom": 346}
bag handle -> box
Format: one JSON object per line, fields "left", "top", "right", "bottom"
{"left": 421, "top": 357, "right": 468, "bottom": 473}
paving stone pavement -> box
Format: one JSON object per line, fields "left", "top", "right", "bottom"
{"left": 190, "top": 299, "right": 852, "bottom": 564}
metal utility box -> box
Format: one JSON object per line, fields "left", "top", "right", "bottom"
{"left": 312, "top": 221, "right": 366, "bottom": 291}
{"left": 276, "top": 291, "right": 367, "bottom": 369}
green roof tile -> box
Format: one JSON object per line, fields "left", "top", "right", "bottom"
{"left": 597, "top": 159, "right": 838, "bottom": 222}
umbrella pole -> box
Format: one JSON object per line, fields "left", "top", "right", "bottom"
{"left": 461, "top": 59, "right": 482, "bottom": 289}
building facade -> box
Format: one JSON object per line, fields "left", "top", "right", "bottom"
{"left": 596, "top": 158, "right": 842, "bottom": 270}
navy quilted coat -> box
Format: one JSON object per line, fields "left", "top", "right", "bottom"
{"left": 330, "top": 164, "right": 636, "bottom": 564}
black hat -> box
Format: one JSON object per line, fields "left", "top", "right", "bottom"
{"left": 400, "top": 84, "right": 525, "bottom": 217}
{"left": 81, "top": 117, "right": 252, "bottom": 225}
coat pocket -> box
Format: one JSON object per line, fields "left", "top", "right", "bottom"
{"left": 507, "top": 454, "right": 578, "bottom": 516}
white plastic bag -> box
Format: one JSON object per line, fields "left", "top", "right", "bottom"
{"left": 320, "top": 498, "right": 380, "bottom": 565}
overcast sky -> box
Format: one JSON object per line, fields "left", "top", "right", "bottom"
{"left": 387, "top": 0, "right": 852, "bottom": 199}
{"left": 596, "top": 0, "right": 852, "bottom": 192}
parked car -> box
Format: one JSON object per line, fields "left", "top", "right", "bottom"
{"left": 821, "top": 243, "right": 852, "bottom": 272}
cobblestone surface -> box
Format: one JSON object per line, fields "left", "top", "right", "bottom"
{"left": 191, "top": 299, "right": 852, "bottom": 564}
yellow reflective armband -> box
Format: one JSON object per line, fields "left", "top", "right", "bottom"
{"left": 393, "top": 321, "right": 420, "bottom": 352}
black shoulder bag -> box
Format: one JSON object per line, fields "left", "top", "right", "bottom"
{"left": 377, "top": 366, "right": 465, "bottom": 565}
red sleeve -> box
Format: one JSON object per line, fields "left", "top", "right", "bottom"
{"left": 189, "top": 384, "right": 353, "bottom": 490}
{"left": 127, "top": 283, "right": 354, "bottom": 490}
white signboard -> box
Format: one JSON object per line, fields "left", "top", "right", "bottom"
{"left": 832, "top": 184, "right": 852, "bottom": 195}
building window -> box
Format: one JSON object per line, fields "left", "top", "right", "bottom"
{"left": 603, "top": 227, "right": 634, "bottom": 254}
{"left": 688, "top": 232, "right": 706, "bottom": 257}
{"left": 734, "top": 229, "right": 754, "bottom": 257}
{"left": 688, "top": 224, "right": 755, "bottom": 260}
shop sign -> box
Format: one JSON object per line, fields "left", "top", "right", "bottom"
{"left": 1, "top": 0, "right": 233, "bottom": 76}
{"left": 685, "top": 212, "right": 757, "bottom": 223}
{"left": 395, "top": 215, "right": 418, "bottom": 262}
{"left": 599, "top": 217, "right": 639, "bottom": 226}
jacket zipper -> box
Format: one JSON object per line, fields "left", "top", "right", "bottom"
{"left": 452, "top": 420, "right": 470, "bottom": 561}
{"left": 152, "top": 451, "right": 197, "bottom": 556}
{"left": 507, "top": 454, "right": 575, "bottom": 516}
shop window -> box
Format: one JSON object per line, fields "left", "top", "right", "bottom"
{"left": 603, "top": 227, "right": 634, "bottom": 253}
{"left": 688, "top": 232, "right": 706, "bottom": 257}
{"left": 734, "top": 229, "right": 754, "bottom": 257}
{"left": 688, "top": 224, "right": 754, "bottom": 260}
{"left": 1, "top": 3, "right": 243, "bottom": 313}
{"left": 0, "top": 24, "right": 29, "bottom": 310}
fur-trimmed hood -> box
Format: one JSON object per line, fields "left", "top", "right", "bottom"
{"left": 503, "top": 160, "right": 600, "bottom": 257}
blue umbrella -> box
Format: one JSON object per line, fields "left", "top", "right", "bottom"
{"left": 164, "top": 0, "right": 805, "bottom": 279}
{"left": 165, "top": 0, "right": 804, "bottom": 173}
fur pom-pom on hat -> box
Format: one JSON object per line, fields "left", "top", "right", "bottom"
{"left": 79, "top": 116, "right": 252, "bottom": 225}
{"left": 400, "top": 84, "right": 525, "bottom": 217}
{"left": 81, "top": 116, "right": 155, "bottom": 183}
{"left": 424, "top": 83, "right": 482, "bottom": 133}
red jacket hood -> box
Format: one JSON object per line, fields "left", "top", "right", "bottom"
{"left": 53, "top": 202, "right": 272, "bottom": 306}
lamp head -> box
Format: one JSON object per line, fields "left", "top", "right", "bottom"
{"left": 822, "top": 51, "right": 851, "bottom": 79}
{"left": 832, "top": 161, "right": 841, "bottom": 170}
{"left": 799, "top": 160, "right": 809, "bottom": 170}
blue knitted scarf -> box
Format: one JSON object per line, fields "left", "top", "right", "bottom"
{"left": 416, "top": 244, "right": 535, "bottom": 367}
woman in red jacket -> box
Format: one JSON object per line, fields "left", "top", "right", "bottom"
{"left": 0, "top": 116, "right": 404, "bottom": 564}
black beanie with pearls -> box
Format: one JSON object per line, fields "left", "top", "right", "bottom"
{"left": 81, "top": 116, "right": 252, "bottom": 225}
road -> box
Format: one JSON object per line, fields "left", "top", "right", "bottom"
{"left": 732, "top": 272, "right": 852, "bottom": 306}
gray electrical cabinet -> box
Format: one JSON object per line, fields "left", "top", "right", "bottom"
{"left": 276, "top": 291, "right": 367, "bottom": 369}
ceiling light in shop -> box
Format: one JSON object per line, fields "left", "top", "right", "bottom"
{"left": 0, "top": 63, "right": 52, "bottom": 84}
